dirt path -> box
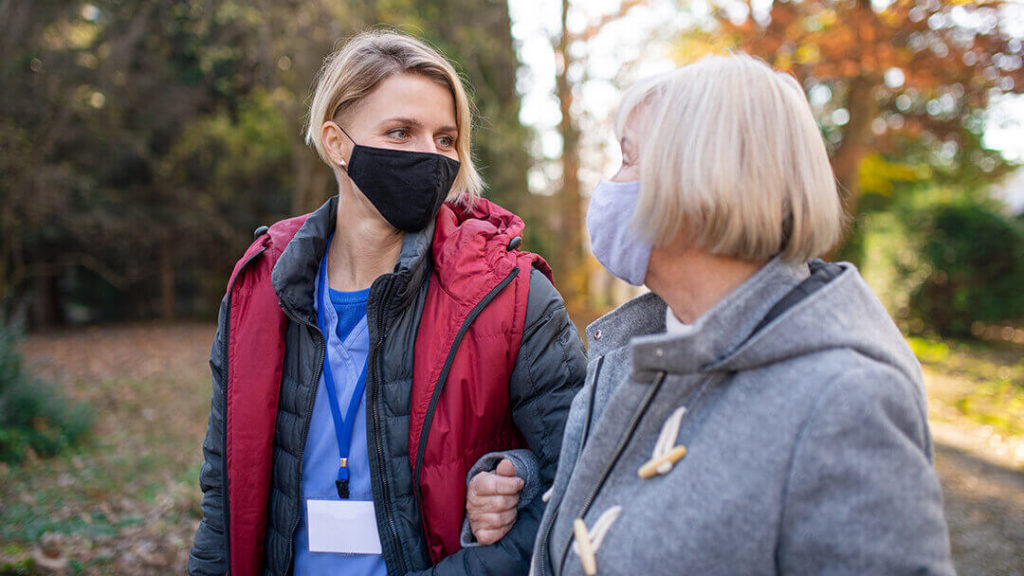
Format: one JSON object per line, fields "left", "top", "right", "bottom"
{"left": 925, "top": 366, "right": 1024, "bottom": 576}
{"left": 932, "top": 422, "right": 1024, "bottom": 575}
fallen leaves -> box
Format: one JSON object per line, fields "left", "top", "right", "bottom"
{"left": 2, "top": 323, "right": 215, "bottom": 575}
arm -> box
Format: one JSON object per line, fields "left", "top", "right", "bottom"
{"left": 187, "top": 297, "right": 230, "bottom": 576}
{"left": 408, "top": 268, "right": 587, "bottom": 576}
{"left": 778, "top": 365, "right": 955, "bottom": 575}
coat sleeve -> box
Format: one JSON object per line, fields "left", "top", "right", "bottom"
{"left": 407, "top": 267, "right": 587, "bottom": 576}
{"left": 777, "top": 364, "right": 955, "bottom": 575}
{"left": 187, "top": 296, "right": 230, "bottom": 576}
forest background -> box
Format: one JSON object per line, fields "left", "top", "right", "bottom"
{"left": 2, "top": 0, "right": 1024, "bottom": 574}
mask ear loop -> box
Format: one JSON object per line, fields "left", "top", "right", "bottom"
{"left": 334, "top": 123, "right": 357, "bottom": 169}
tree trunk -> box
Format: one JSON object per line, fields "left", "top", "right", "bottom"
{"left": 556, "top": 0, "right": 587, "bottom": 306}
{"left": 31, "top": 269, "right": 57, "bottom": 329}
{"left": 160, "top": 238, "right": 175, "bottom": 321}
{"left": 831, "top": 74, "right": 879, "bottom": 221}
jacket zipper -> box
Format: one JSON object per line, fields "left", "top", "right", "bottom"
{"left": 411, "top": 266, "right": 521, "bottom": 514}
{"left": 554, "top": 371, "right": 667, "bottom": 576}
{"left": 366, "top": 276, "right": 410, "bottom": 574}
{"left": 533, "top": 354, "right": 604, "bottom": 576}
{"left": 220, "top": 246, "right": 267, "bottom": 575}
{"left": 578, "top": 356, "right": 604, "bottom": 449}
{"left": 277, "top": 273, "right": 407, "bottom": 574}
{"left": 280, "top": 310, "right": 326, "bottom": 575}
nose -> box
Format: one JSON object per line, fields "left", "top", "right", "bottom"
{"left": 412, "top": 132, "right": 438, "bottom": 155}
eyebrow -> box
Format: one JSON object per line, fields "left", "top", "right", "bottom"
{"left": 379, "top": 117, "right": 457, "bottom": 133}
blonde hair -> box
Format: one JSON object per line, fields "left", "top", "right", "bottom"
{"left": 305, "top": 30, "right": 482, "bottom": 205}
{"left": 617, "top": 54, "right": 843, "bottom": 263}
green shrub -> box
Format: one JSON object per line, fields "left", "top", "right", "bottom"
{"left": 0, "top": 326, "right": 92, "bottom": 464}
{"left": 903, "top": 195, "right": 1024, "bottom": 337}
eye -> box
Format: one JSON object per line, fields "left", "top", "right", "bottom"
{"left": 386, "top": 128, "right": 410, "bottom": 140}
{"left": 436, "top": 134, "right": 456, "bottom": 149}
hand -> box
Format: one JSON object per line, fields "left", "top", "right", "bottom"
{"left": 466, "top": 459, "right": 524, "bottom": 545}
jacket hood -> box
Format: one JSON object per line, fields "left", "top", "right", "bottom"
{"left": 429, "top": 198, "right": 531, "bottom": 305}
{"left": 590, "top": 258, "right": 921, "bottom": 388}
{"left": 269, "top": 196, "right": 531, "bottom": 321}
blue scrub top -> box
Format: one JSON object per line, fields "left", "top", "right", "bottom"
{"left": 292, "top": 257, "right": 386, "bottom": 576}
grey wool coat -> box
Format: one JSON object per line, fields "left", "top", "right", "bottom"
{"left": 531, "top": 259, "right": 955, "bottom": 576}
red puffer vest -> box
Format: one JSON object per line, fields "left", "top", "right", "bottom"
{"left": 222, "top": 199, "right": 550, "bottom": 575}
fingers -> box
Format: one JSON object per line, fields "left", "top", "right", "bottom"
{"left": 468, "top": 492, "right": 519, "bottom": 511}
{"left": 471, "top": 509, "right": 519, "bottom": 546}
{"left": 469, "top": 470, "right": 524, "bottom": 497}
{"left": 474, "top": 529, "right": 502, "bottom": 547}
{"left": 495, "top": 458, "right": 516, "bottom": 477}
{"left": 464, "top": 462, "right": 526, "bottom": 546}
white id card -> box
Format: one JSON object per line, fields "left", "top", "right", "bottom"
{"left": 306, "top": 499, "right": 383, "bottom": 554}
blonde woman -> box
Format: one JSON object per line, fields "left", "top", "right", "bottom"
{"left": 521, "top": 55, "right": 953, "bottom": 575}
{"left": 187, "top": 30, "right": 584, "bottom": 576}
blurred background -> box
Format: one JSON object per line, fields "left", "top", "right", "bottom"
{"left": 2, "top": 0, "right": 1023, "bottom": 574}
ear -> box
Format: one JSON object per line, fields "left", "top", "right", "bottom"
{"left": 321, "top": 121, "right": 351, "bottom": 169}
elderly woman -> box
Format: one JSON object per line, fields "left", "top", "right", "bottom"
{"left": 187, "top": 30, "right": 585, "bottom": 576}
{"left": 523, "top": 55, "right": 955, "bottom": 575}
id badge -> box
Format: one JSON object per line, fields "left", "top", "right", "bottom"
{"left": 306, "top": 499, "right": 383, "bottom": 554}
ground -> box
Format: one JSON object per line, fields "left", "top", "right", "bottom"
{"left": 1, "top": 323, "right": 1022, "bottom": 575}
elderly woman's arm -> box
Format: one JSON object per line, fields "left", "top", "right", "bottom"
{"left": 407, "top": 268, "right": 587, "bottom": 576}
{"left": 778, "top": 364, "right": 955, "bottom": 575}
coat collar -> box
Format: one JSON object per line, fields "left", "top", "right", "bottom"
{"left": 588, "top": 258, "right": 810, "bottom": 383}
{"left": 270, "top": 195, "right": 435, "bottom": 324}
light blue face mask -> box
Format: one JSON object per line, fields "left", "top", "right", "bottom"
{"left": 586, "top": 179, "right": 653, "bottom": 286}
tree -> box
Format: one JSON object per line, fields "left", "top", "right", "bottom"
{"left": 707, "top": 0, "right": 1024, "bottom": 219}
{"left": 551, "top": 0, "right": 647, "bottom": 307}
{"left": 1, "top": 0, "right": 532, "bottom": 327}
{"left": 1, "top": 0, "right": 271, "bottom": 325}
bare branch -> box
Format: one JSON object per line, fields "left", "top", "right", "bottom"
{"left": 571, "top": 0, "right": 648, "bottom": 43}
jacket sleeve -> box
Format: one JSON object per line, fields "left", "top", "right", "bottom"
{"left": 778, "top": 364, "right": 955, "bottom": 575}
{"left": 187, "top": 296, "right": 230, "bottom": 576}
{"left": 407, "top": 267, "right": 587, "bottom": 576}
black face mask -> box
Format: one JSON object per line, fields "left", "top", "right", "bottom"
{"left": 339, "top": 126, "right": 461, "bottom": 232}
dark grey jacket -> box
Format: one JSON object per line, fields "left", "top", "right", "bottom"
{"left": 188, "top": 197, "right": 586, "bottom": 575}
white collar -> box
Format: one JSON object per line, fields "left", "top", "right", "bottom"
{"left": 665, "top": 306, "right": 695, "bottom": 335}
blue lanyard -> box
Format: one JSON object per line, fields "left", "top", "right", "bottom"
{"left": 316, "top": 241, "right": 369, "bottom": 499}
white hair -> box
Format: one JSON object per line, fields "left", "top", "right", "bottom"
{"left": 616, "top": 54, "right": 843, "bottom": 263}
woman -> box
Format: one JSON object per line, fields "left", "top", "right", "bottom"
{"left": 186, "top": 30, "right": 585, "bottom": 576}
{"left": 524, "top": 55, "right": 955, "bottom": 575}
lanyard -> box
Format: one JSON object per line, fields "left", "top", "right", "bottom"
{"left": 316, "top": 242, "right": 369, "bottom": 499}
